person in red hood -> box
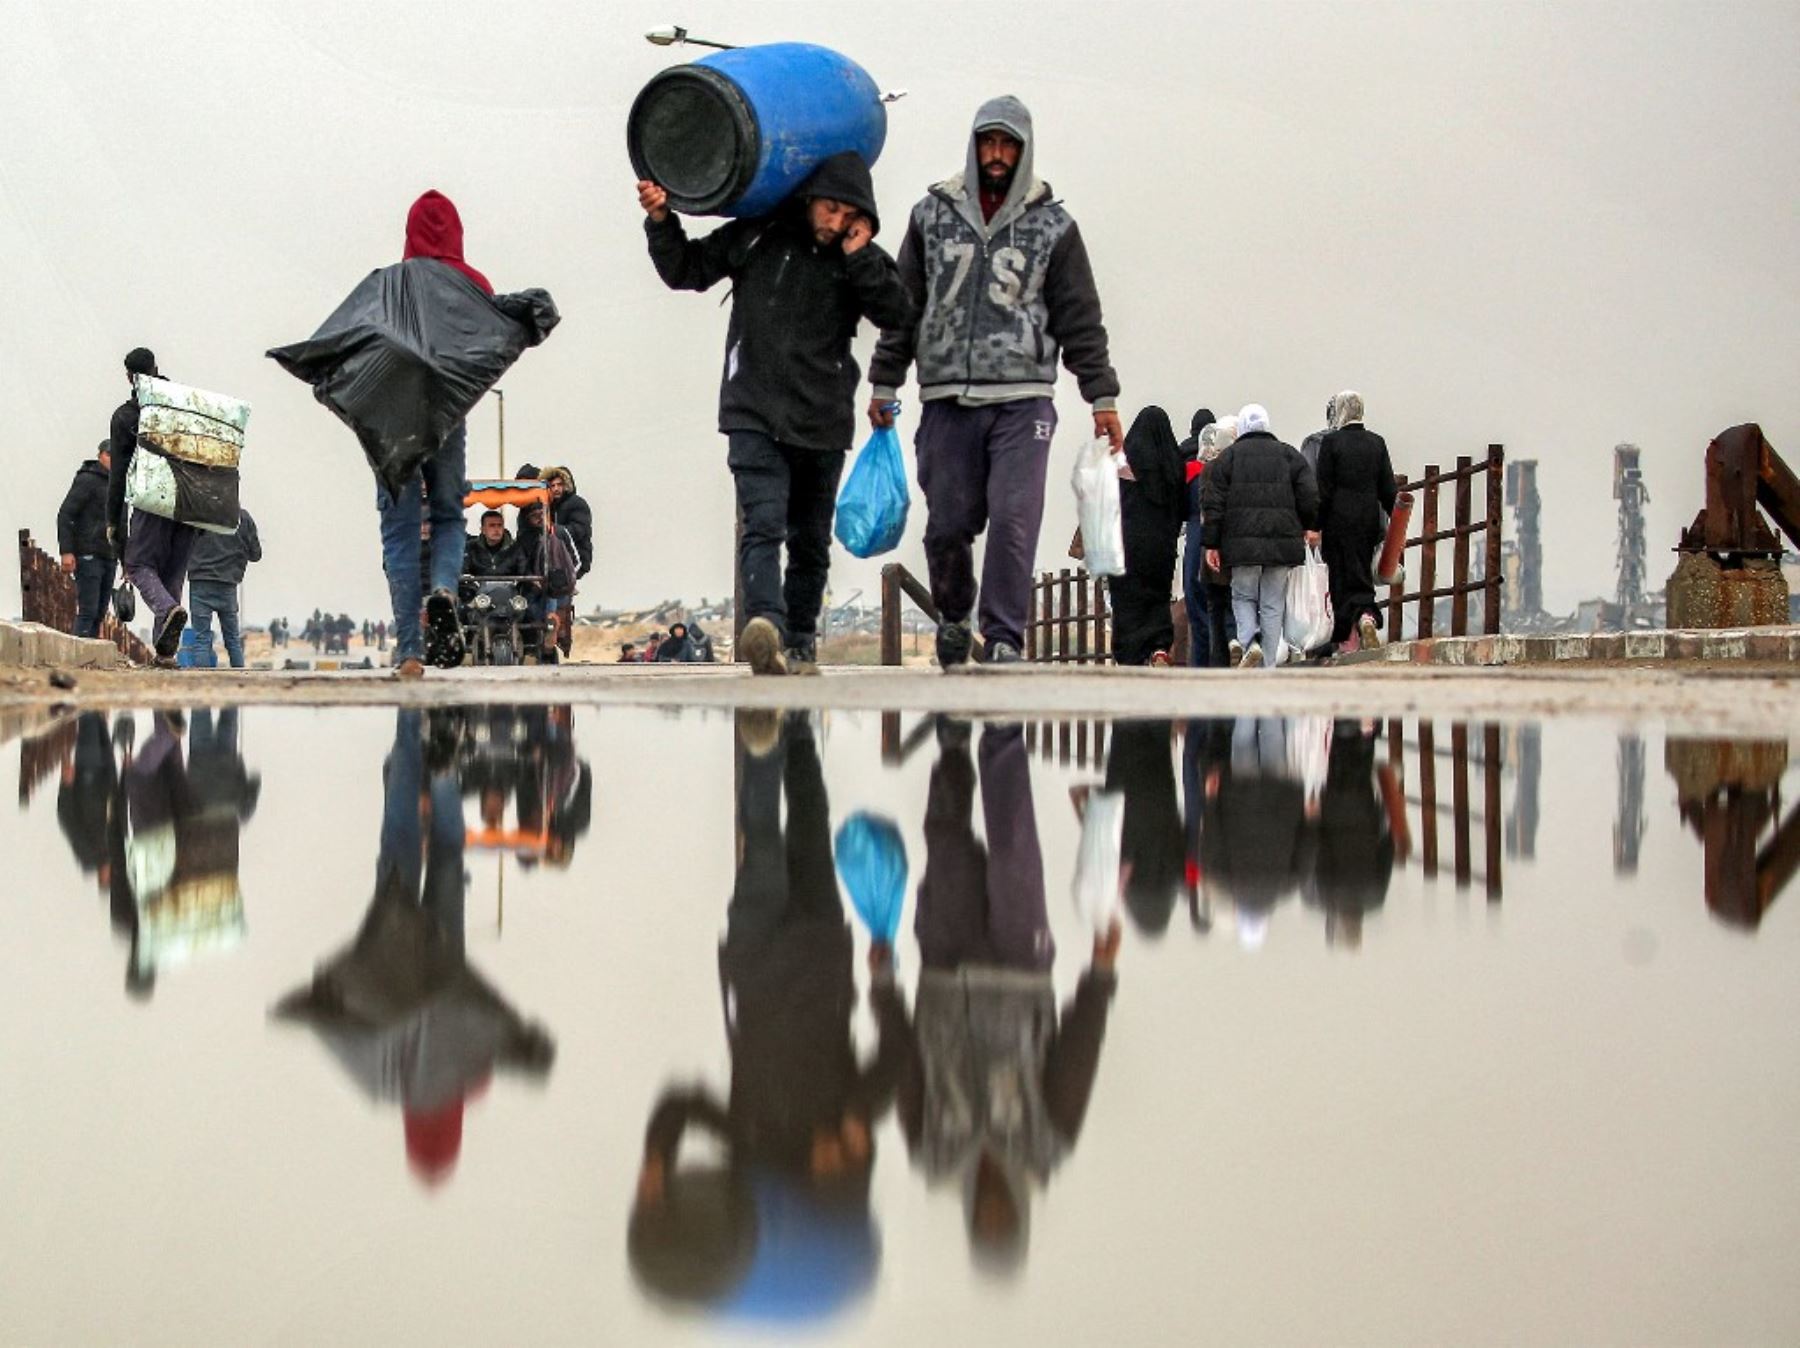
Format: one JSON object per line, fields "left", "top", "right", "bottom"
{"left": 403, "top": 190, "right": 492, "bottom": 295}
{"left": 381, "top": 190, "right": 489, "bottom": 678}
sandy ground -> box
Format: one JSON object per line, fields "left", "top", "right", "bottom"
{"left": 1, "top": 658, "right": 1796, "bottom": 736}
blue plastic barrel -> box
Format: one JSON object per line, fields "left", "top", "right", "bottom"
{"left": 177, "top": 627, "right": 216, "bottom": 669}
{"left": 628, "top": 43, "right": 886, "bottom": 218}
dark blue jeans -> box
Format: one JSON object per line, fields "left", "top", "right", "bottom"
{"left": 187, "top": 580, "right": 244, "bottom": 667}
{"left": 376, "top": 424, "right": 468, "bottom": 663}
{"left": 1182, "top": 520, "right": 1207, "bottom": 666}
{"left": 727, "top": 431, "right": 846, "bottom": 644}
{"left": 73, "top": 555, "right": 115, "bottom": 638}
{"left": 379, "top": 709, "right": 467, "bottom": 952}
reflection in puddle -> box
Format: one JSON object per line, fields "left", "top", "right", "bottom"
{"left": 3, "top": 701, "right": 1797, "bottom": 1342}
{"left": 276, "top": 709, "right": 566, "bottom": 1186}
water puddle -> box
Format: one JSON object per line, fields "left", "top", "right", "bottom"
{"left": 3, "top": 703, "right": 1796, "bottom": 1343}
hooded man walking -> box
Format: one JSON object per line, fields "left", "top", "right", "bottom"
{"left": 639, "top": 151, "right": 913, "bottom": 675}
{"left": 870, "top": 96, "right": 1122, "bottom": 668}
{"left": 57, "top": 439, "right": 115, "bottom": 638}
{"left": 108, "top": 347, "right": 198, "bottom": 660}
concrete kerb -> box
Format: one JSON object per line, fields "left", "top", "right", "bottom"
{"left": 0, "top": 621, "right": 122, "bottom": 671}
{"left": 1364, "top": 624, "right": 1800, "bottom": 668}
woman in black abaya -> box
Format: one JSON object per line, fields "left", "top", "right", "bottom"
{"left": 1110, "top": 406, "right": 1187, "bottom": 666}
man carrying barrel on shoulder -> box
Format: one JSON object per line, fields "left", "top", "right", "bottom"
{"left": 869, "top": 96, "right": 1123, "bottom": 669}
{"left": 637, "top": 151, "right": 913, "bottom": 675}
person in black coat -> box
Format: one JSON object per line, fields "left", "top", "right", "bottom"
{"left": 57, "top": 441, "right": 116, "bottom": 637}
{"left": 640, "top": 152, "right": 913, "bottom": 674}
{"left": 1315, "top": 391, "right": 1398, "bottom": 650}
{"left": 1200, "top": 405, "right": 1319, "bottom": 668}
{"left": 1175, "top": 408, "right": 1214, "bottom": 666}
{"left": 462, "top": 511, "right": 529, "bottom": 578}
{"left": 1110, "top": 407, "right": 1187, "bottom": 666}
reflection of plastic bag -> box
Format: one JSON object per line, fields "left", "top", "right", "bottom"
{"left": 1286, "top": 715, "right": 1332, "bottom": 804}
{"left": 1072, "top": 789, "right": 1125, "bottom": 932}
{"left": 268, "top": 259, "right": 560, "bottom": 496}
{"left": 1071, "top": 438, "right": 1124, "bottom": 576}
{"left": 124, "top": 445, "right": 239, "bottom": 534}
{"left": 834, "top": 813, "right": 907, "bottom": 944}
{"left": 1283, "top": 544, "right": 1333, "bottom": 652}
{"left": 834, "top": 420, "right": 909, "bottom": 558}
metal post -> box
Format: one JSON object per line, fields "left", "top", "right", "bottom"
{"left": 1075, "top": 573, "right": 1090, "bottom": 664}
{"left": 880, "top": 564, "right": 902, "bottom": 666}
{"left": 1058, "top": 569, "right": 1072, "bottom": 662}
{"left": 1484, "top": 445, "right": 1505, "bottom": 636}
{"left": 1418, "top": 468, "right": 1439, "bottom": 640}
{"left": 1452, "top": 455, "right": 1473, "bottom": 637}
{"left": 1452, "top": 723, "right": 1471, "bottom": 888}
{"left": 1387, "top": 482, "right": 1407, "bottom": 645}
{"left": 495, "top": 389, "right": 506, "bottom": 478}
{"left": 1484, "top": 724, "right": 1503, "bottom": 901}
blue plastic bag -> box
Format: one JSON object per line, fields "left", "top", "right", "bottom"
{"left": 834, "top": 812, "right": 907, "bottom": 944}
{"left": 833, "top": 417, "right": 909, "bottom": 558}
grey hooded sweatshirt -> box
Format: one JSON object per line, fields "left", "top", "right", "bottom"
{"left": 870, "top": 96, "right": 1119, "bottom": 410}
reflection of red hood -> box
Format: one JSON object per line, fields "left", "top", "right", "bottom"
{"left": 403, "top": 190, "right": 492, "bottom": 295}
{"left": 405, "top": 1099, "right": 466, "bottom": 1186}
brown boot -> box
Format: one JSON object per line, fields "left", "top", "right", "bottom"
{"left": 395, "top": 658, "right": 425, "bottom": 680}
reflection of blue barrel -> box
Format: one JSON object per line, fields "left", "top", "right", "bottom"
{"left": 628, "top": 43, "right": 886, "bottom": 218}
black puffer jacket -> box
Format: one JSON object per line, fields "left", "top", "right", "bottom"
{"left": 645, "top": 151, "right": 913, "bottom": 453}
{"left": 1199, "top": 430, "right": 1319, "bottom": 569}
{"left": 57, "top": 459, "right": 114, "bottom": 558}
{"left": 464, "top": 529, "right": 528, "bottom": 578}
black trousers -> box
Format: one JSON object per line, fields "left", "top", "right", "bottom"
{"left": 728, "top": 432, "right": 846, "bottom": 644}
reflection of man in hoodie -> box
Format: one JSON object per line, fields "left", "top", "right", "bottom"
{"left": 57, "top": 712, "right": 119, "bottom": 879}
{"left": 884, "top": 721, "right": 1118, "bottom": 1272}
{"left": 629, "top": 712, "right": 899, "bottom": 1322}
{"left": 275, "top": 708, "right": 553, "bottom": 1186}
{"left": 638, "top": 153, "right": 913, "bottom": 675}
{"left": 870, "top": 97, "right": 1123, "bottom": 667}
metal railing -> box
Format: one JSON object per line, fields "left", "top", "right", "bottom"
{"left": 1385, "top": 445, "right": 1505, "bottom": 642}
{"left": 17, "top": 529, "right": 152, "bottom": 664}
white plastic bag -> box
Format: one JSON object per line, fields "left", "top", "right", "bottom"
{"left": 1070, "top": 438, "right": 1125, "bottom": 577}
{"left": 1283, "top": 544, "right": 1334, "bottom": 652}
{"left": 1071, "top": 788, "right": 1125, "bottom": 932}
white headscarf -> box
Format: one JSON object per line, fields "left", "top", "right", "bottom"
{"left": 1329, "top": 390, "right": 1365, "bottom": 430}
{"left": 1236, "top": 404, "right": 1270, "bottom": 436}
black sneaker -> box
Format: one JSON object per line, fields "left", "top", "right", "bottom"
{"left": 153, "top": 605, "right": 187, "bottom": 659}
{"left": 986, "top": 640, "right": 1022, "bottom": 665}
{"left": 785, "top": 637, "right": 820, "bottom": 676}
{"left": 936, "top": 620, "right": 973, "bottom": 669}
{"left": 425, "top": 588, "right": 464, "bottom": 667}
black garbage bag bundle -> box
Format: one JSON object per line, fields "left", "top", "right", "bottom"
{"left": 268, "top": 259, "right": 559, "bottom": 495}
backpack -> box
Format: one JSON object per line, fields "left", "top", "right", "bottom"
{"left": 536, "top": 525, "right": 577, "bottom": 598}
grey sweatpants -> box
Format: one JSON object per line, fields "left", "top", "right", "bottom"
{"left": 916, "top": 398, "right": 1057, "bottom": 652}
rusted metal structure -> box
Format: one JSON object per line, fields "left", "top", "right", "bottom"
{"left": 17, "top": 529, "right": 152, "bottom": 664}
{"left": 1669, "top": 423, "right": 1797, "bottom": 628}
{"left": 1665, "top": 736, "right": 1798, "bottom": 930}
{"left": 1384, "top": 446, "right": 1505, "bottom": 643}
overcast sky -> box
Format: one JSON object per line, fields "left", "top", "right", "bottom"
{"left": 3, "top": 0, "right": 1795, "bottom": 625}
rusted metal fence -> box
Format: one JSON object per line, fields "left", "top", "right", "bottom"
{"left": 17, "top": 529, "right": 152, "bottom": 663}
{"left": 1025, "top": 568, "right": 1111, "bottom": 664}
{"left": 1024, "top": 718, "right": 1108, "bottom": 768}
{"left": 1385, "top": 446, "right": 1505, "bottom": 643}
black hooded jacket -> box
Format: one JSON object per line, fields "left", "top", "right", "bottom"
{"left": 57, "top": 459, "right": 114, "bottom": 558}
{"left": 1120, "top": 407, "right": 1186, "bottom": 578}
{"left": 464, "top": 528, "right": 528, "bottom": 579}
{"left": 644, "top": 151, "right": 914, "bottom": 453}
{"left": 1177, "top": 408, "right": 1214, "bottom": 522}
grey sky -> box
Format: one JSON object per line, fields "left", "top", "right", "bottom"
{"left": 4, "top": 0, "right": 1795, "bottom": 624}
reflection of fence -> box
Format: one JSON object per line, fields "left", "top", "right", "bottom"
{"left": 1385, "top": 447, "right": 1505, "bottom": 642}
{"left": 1025, "top": 569, "right": 1111, "bottom": 665}
{"left": 1385, "top": 717, "right": 1504, "bottom": 898}
{"left": 1025, "top": 718, "right": 1108, "bottom": 768}
{"left": 17, "top": 529, "right": 151, "bottom": 663}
